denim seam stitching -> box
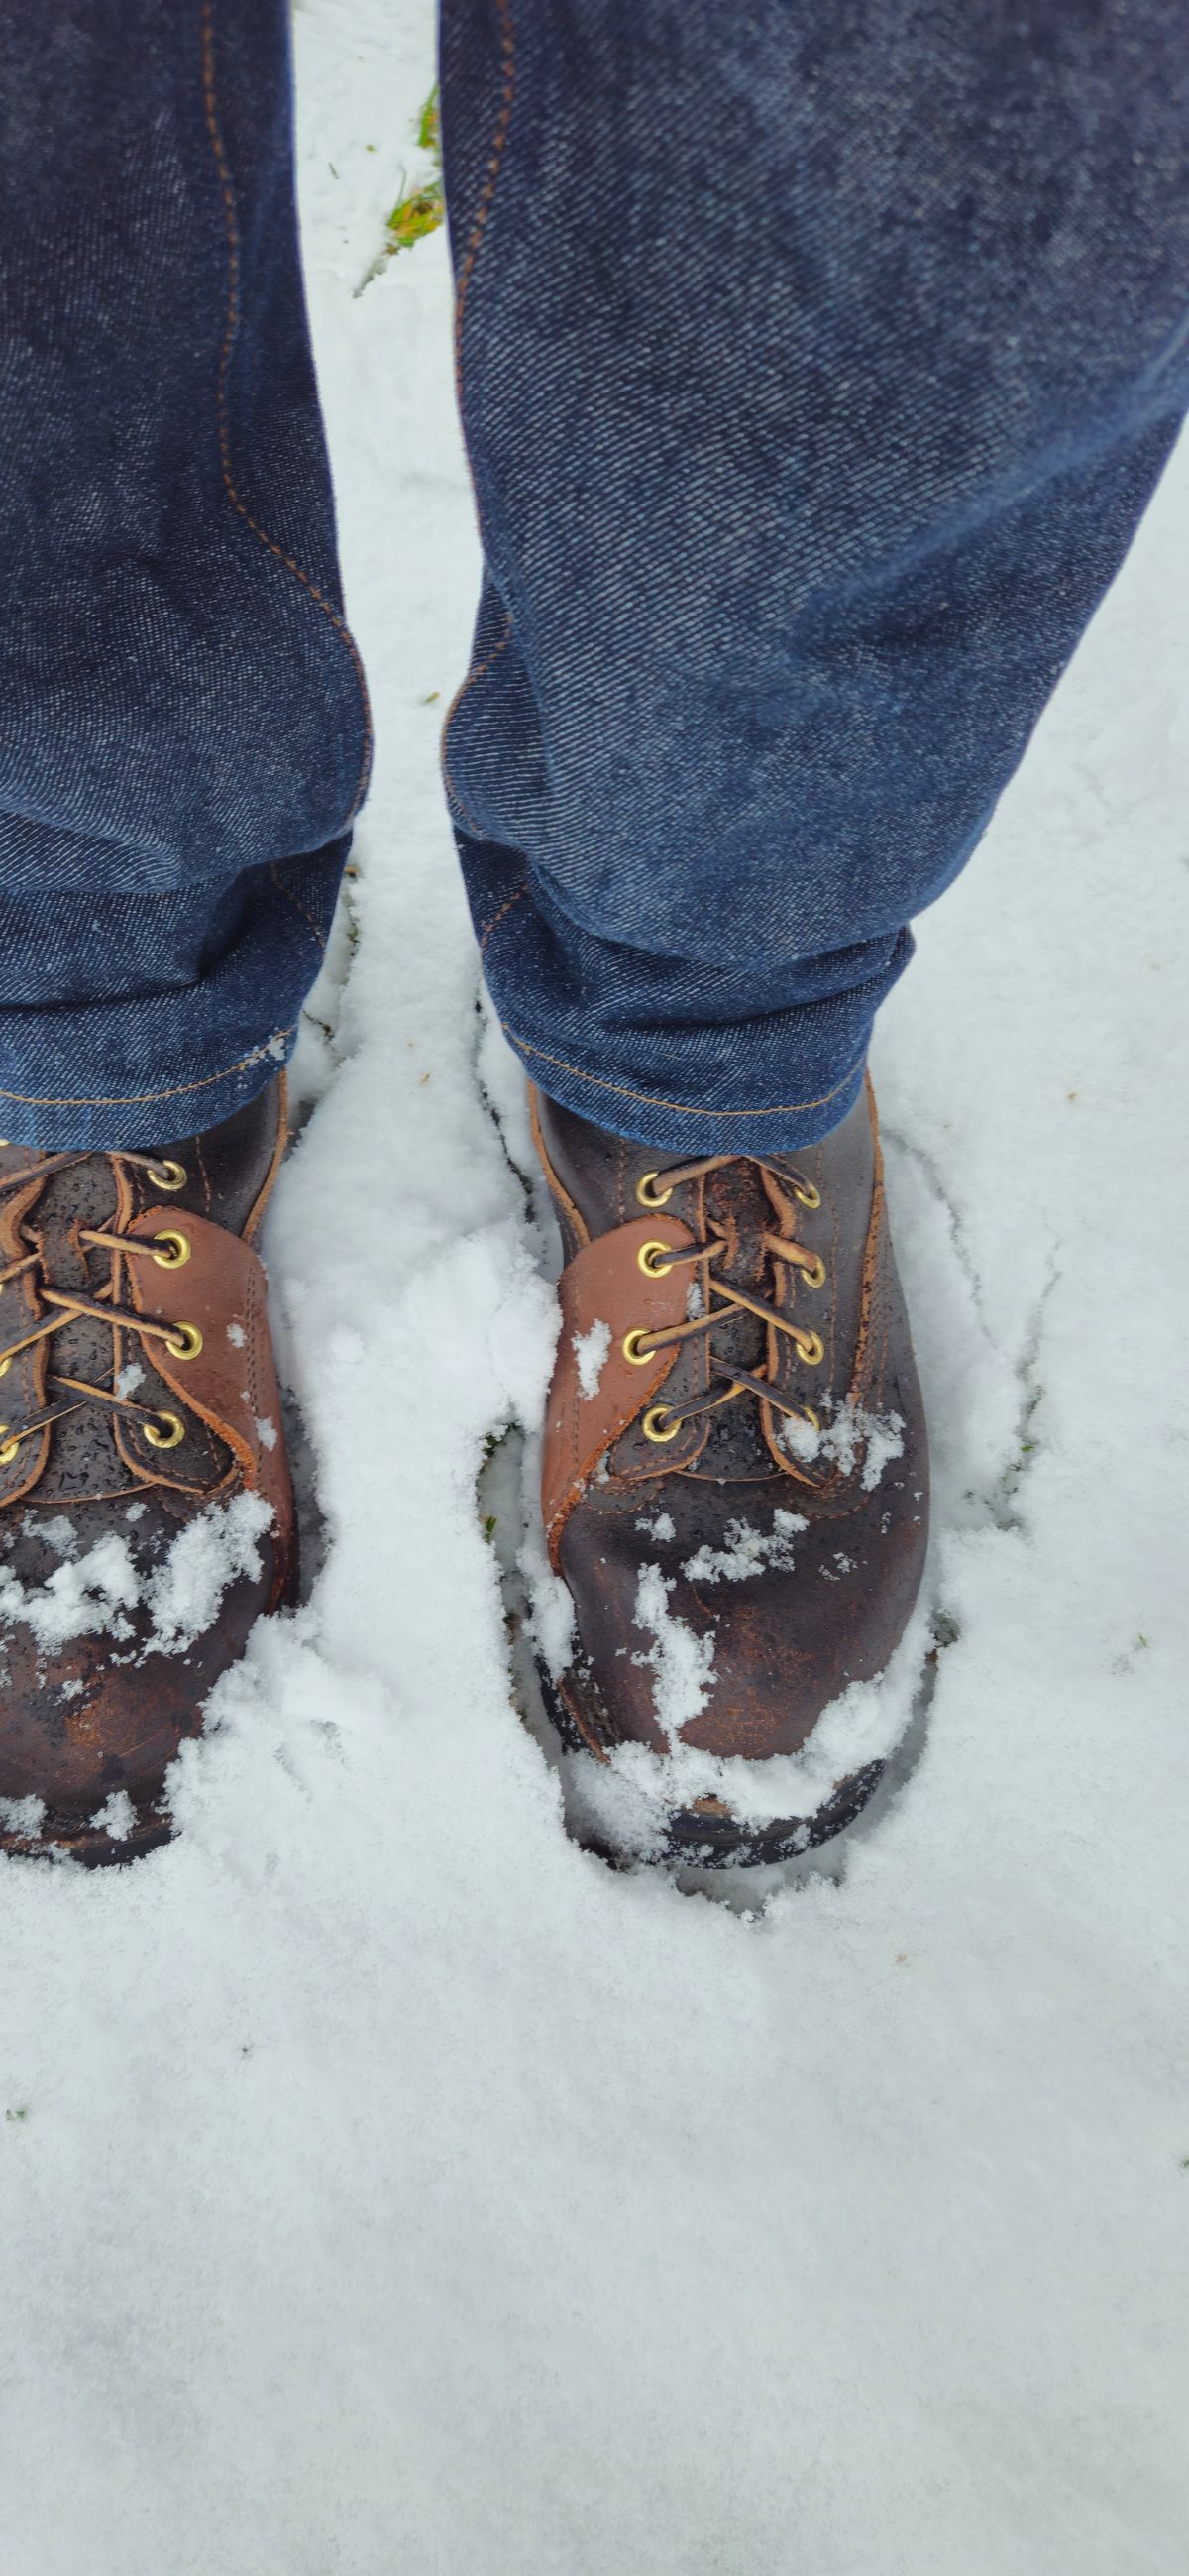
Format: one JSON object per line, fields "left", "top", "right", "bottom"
{"left": 0, "top": 1030, "right": 293, "bottom": 1113}
{"left": 200, "top": 0, "right": 373, "bottom": 825}
{"left": 269, "top": 858, "right": 327, "bottom": 960}
{"left": 479, "top": 879, "right": 528, "bottom": 952}
{"left": 441, "top": 0, "right": 516, "bottom": 837}
{"left": 499, "top": 1027, "right": 868, "bottom": 1123}
{"left": 452, "top": 0, "right": 516, "bottom": 371}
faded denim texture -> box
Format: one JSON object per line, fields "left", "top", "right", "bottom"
{"left": 442, "top": 0, "right": 1189, "bottom": 1149}
{"left": 2, "top": 2, "right": 1188, "bottom": 1150}
{"left": 0, "top": 0, "right": 370, "bottom": 1147}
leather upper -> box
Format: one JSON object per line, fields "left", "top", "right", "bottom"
{"left": 0, "top": 1079, "right": 294, "bottom": 1861}
{"left": 532, "top": 1079, "right": 929, "bottom": 1765}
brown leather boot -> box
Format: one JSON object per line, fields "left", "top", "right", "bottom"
{"left": 531, "top": 1075, "right": 928, "bottom": 1864}
{"left": 0, "top": 1079, "right": 295, "bottom": 1865}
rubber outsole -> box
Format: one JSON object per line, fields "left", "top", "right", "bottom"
{"left": 536, "top": 1661, "right": 884, "bottom": 1869}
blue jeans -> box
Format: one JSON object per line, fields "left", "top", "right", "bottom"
{"left": 2, "top": 3, "right": 1187, "bottom": 1152}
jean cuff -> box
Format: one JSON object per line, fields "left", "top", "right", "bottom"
{"left": 0, "top": 843, "right": 347, "bottom": 1150}
{"left": 461, "top": 835, "right": 909, "bottom": 1154}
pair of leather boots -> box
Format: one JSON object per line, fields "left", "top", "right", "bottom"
{"left": 0, "top": 1073, "right": 926, "bottom": 1866}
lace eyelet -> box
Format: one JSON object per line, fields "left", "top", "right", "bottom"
{"left": 636, "top": 1172, "right": 673, "bottom": 1210}
{"left": 151, "top": 1230, "right": 191, "bottom": 1270}
{"left": 643, "top": 1405, "right": 682, "bottom": 1443}
{"left": 164, "top": 1322, "right": 203, "bottom": 1362}
{"left": 800, "top": 1255, "right": 826, "bottom": 1290}
{"left": 622, "top": 1328, "right": 657, "bottom": 1366}
{"left": 637, "top": 1239, "right": 674, "bottom": 1278}
{"left": 0, "top": 1427, "right": 20, "bottom": 1465}
{"left": 144, "top": 1410, "right": 185, "bottom": 1451}
{"left": 147, "top": 1159, "right": 187, "bottom": 1192}
{"left": 795, "top": 1330, "right": 824, "bottom": 1367}
{"left": 793, "top": 1179, "right": 821, "bottom": 1211}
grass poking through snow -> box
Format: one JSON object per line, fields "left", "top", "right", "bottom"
{"left": 359, "top": 86, "right": 443, "bottom": 290}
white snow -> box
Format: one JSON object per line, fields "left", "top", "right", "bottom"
{"left": 144, "top": 1494, "right": 273, "bottom": 1656}
{"left": 0, "top": 1494, "right": 272, "bottom": 1659}
{"left": 572, "top": 1315, "right": 611, "bottom": 1398}
{"left": 2, "top": 6, "right": 1189, "bottom": 2571}
{"left": 682, "top": 1507, "right": 808, "bottom": 1584}
{"left": 781, "top": 1391, "right": 906, "bottom": 1488}
{"left": 0, "top": 1792, "right": 46, "bottom": 1841}
{"left": 631, "top": 1562, "right": 717, "bottom": 1744}
{"left": 21, "top": 1512, "right": 76, "bottom": 1556}
{"left": 89, "top": 1790, "right": 135, "bottom": 1843}
{"left": 516, "top": 1441, "right": 576, "bottom": 1682}
{"left": 226, "top": 1321, "right": 246, "bottom": 1349}
{"left": 0, "top": 1529, "right": 140, "bottom": 1651}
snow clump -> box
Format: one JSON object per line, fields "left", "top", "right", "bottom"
{"left": 632, "top": 1562, "right": 716, "bottom": 1746}
{"left": 782, "top": 1394, "right": 905, "bottom": 1490}
{"left": 572, "top": 1317, "right": 611, "bottom": 1399}
{"left": 682, "top": 1509, "right": 808, "bottom": 1585}
{"left": 0, "top": 1492, "right": 273, "bottom": 1659}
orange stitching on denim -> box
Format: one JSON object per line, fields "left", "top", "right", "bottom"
{"left": 479, "top": 881, "right": 528, "bottom": 953}
{"left": 269, "top": 860, "right": 327, "bottom": 960}
{"left": 200, "top": 1, "right": 373, "bottom": 824}
{"left": 0, "top": 1033, "right": 291, "bottom": 1112}
{"left": 453, "top": 0, "right": 516, "bottom": 375}
{"left": 441, "top": 617, "right": 513, "bottom": 838}
{"left": 499, "top": 1026, "right": 869, "bottom": 1124}
{"left": 193, "top": 1127, "right": 213, "bottom": 1215}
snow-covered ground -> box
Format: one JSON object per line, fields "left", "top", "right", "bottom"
{"left": 4, "top": 3, "right": 1189, "bottom": 2567}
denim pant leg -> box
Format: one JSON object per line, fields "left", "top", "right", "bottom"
{"left": 441, "top": 0, "right": 1189, "bottom": 1154}
{"left": 0, "top": 0, "right": 369, "bottom": 1150}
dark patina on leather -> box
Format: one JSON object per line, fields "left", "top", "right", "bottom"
{"left": 0, "top": 1078, "right": 294, "bottom": 1865}
{"left": 532, "top": 1078, "right": 928, "bottom": 1844}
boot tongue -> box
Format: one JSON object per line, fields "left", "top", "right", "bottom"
{"left": 2, "top": 1149, "right": 236, "bottom": 1506}
{"left": 705, "top": 1159, "right": 770, "bottom": 1290}
{"left": 26, "top": 1154, "right": 121, "bottom": 1291}
{"left": 689, "top": 1161, "right": 781, "bottom": 1485}
{"left": 20, "top": 1154, "right": 132, "bottom": 1498}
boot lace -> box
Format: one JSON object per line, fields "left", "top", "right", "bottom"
{"left": 0, "top": 1150, "right": 203, "bottom": 1467}
{"left": 622, "top": 1151, "right": 827, "bottom": 1447}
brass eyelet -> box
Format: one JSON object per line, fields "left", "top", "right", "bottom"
{"left": 636, "top": 1172, "right": 673, "bottom": 1210}
{"left": 0, "top": 1428, "right": 20, "bottom": 1465}
{"left": 800, "top": 1255, "right": 826, "bottom": 1290}
{"left": 0, "top": 1355, "right": 11, "bottom": 1382}
{"left": 164, "top": 1322, "right": 203, "bottom": 1362}
{"left": 637, "top": 1239, "right": 674, "bottom": 1278}
{"left": 801, "top": 1404, "right": 820, "bottom": 1433}
{"left": 144, "top": 1410, "right": 185, "bottom": 1451}
{"left": 793, "top": 1179, "right": 821, "bottom": 1210}
{"left": 147, "top": 1159, "right": 187, "bottom": 1193}
{"left": 796, "top": 1330, "right": 824, "bottom": 1368}
{"left": 643, "top": 1404, "right": 682, "bottom": 1443}
{"left": 622, "top": 1327, "right": 657, "bottom": 1366}
{"left": 152, "top": 1229, "right": 191, "bottom": 1270}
